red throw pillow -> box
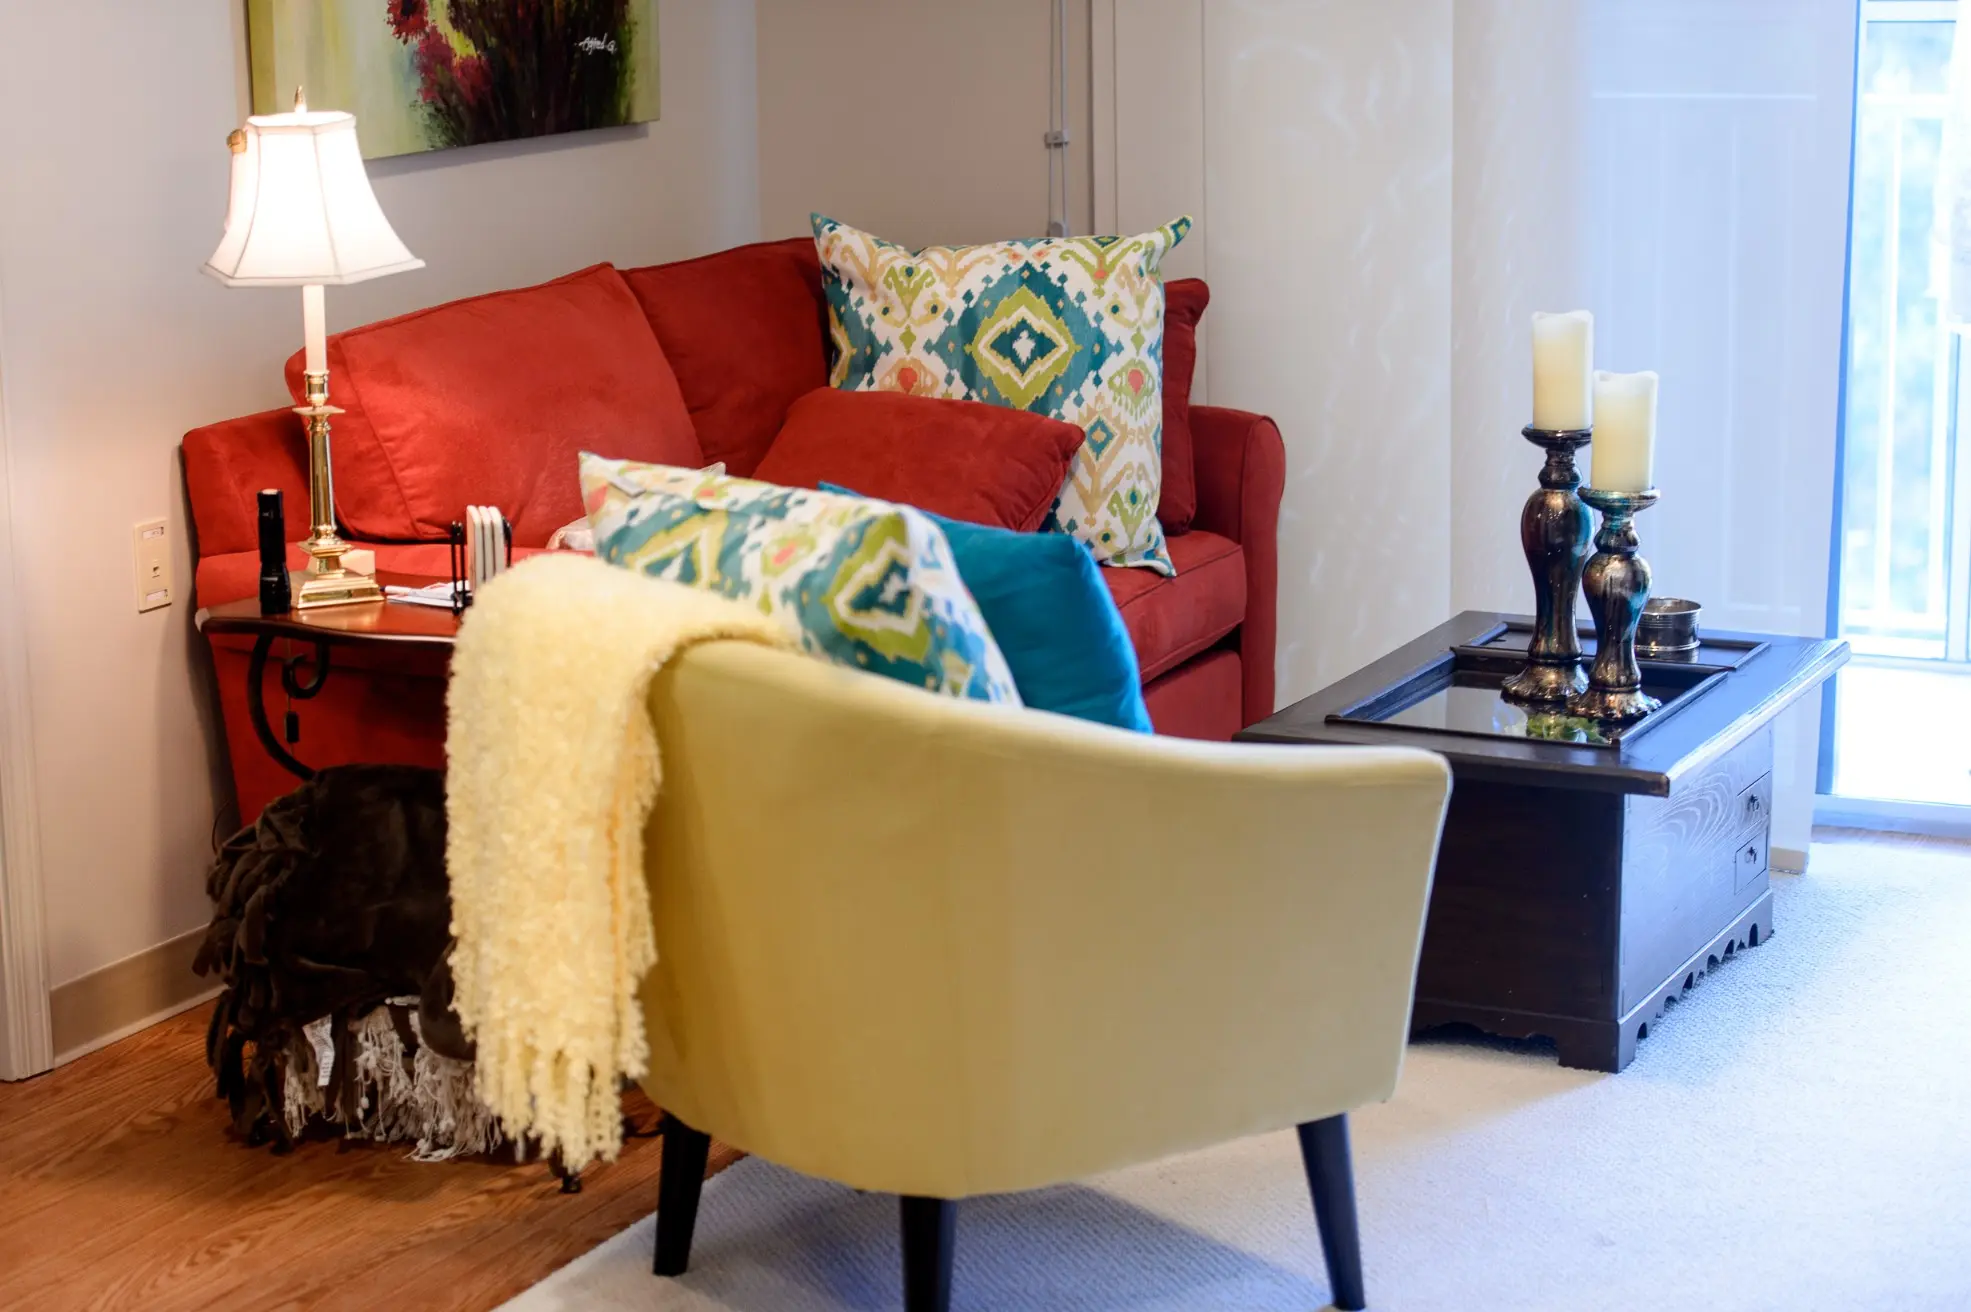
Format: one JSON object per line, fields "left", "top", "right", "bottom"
{"left": 284, "top": 264, "right": 702, "bottom": 547}
{"left": 621, "top": 238, "right": 828, "bottom": 478}
{"left": 754, "top": 389, "right": 1085, "bottom": 532}
{"left": 1159, "top": 278, "right": 1211, "bottom": 535}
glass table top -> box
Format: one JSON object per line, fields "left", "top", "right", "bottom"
{"left": 1375, "top": 675, "right": 1618, "bottom": 745}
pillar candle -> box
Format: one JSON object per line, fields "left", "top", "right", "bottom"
{"left": 1591, "top": 370, "right": 1659, "bottom": 492}
{"left": 1531, "top": 310, "right": 1594, "bottom": 430}
{"left": 302, "top": 283, "right": 327, "bottom": 376}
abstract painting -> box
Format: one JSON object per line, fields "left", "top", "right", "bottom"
{"left": 246, "top": 1, "right": 660, "bottom": 159}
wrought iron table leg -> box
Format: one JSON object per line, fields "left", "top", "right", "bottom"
{"left": 245, "top": 632, "right": 333, "bottom": 781}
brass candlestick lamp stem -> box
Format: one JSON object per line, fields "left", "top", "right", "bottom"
{"left": 290, "top": 368, "right": 382, "bottom": 609}
{"left": 1501, "top": 425, "right": 1594, "bottom": 705}
{"left": 1567, "top": 487, "right": 1662, "bottom": 723}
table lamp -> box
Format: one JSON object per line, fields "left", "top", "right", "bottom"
{"left": 204, "top": 90, "right": 423, "bottom": 609}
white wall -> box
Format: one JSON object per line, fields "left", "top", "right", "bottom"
{"left": 1100, "top": 0, "right": 1455, "bottom": 703}
{"left": 1579, "top": 0, "right": 1855, "bottom": 860}
{"left": 1103, "top": 0, "right": 1853, "bottom": 858}
{"left": 756, "top": 0, "right": 1093, "bottom": 247}
{"left": 0, "top": 0, "right": 762, "bottom": 992}
{"left": 1450, "top": 1, "right": 1592, "bottom": 617}
{"left": 1206, "top": 1, "right": 1455, "bottom": 701}
{"left": 1449, "top": 0, "right": 1855, "bottom": 858}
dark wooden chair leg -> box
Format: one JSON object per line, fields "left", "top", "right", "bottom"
{"left": 1297, "top": 1114, "right": 1366, "bottom": 1311}
{"left": 899, "top": 1195, "right": 957, "bottom": 1312}
{"left": 652, "top": 1114, "right": 712, "bottom": 1277}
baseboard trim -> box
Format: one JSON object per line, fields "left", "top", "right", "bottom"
{"left": 49, "top": 927, "right": 217, "bottom": 1066}
{"left": 1814, "top": 794, "right": 1971, "bottom": 840}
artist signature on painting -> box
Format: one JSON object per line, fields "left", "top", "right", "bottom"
{"left": 576, "top": 35, "right": 618, "bottom": 55}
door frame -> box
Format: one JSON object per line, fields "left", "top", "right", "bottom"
{"left": 0, "top": 264, "right": 52, "bottom": 1080}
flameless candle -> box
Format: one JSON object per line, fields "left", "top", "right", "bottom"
{"left": 1532, "top": 310, "right": 1594, "bottom": 431}
{"left": 1591, "top": 370, "right": 1658, "bottom": 492}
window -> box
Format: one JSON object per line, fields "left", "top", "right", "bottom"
{"left": 1828, "top": 0, "right": 1971, "bottom": 817}
{"left": 1840, "top": 2, "right": 1969, "bottom": 661}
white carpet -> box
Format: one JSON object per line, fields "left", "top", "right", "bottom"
{"left": 503, "top": 835, "right": 1971, "bottom": 1311}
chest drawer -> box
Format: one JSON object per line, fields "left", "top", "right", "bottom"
{"left": 1734, "top": 829, "right": 1769, "bottom": 893}
{"left": 1736, "top": 772, "right": 1772, "bottom": 839}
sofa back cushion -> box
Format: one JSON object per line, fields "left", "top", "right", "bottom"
{"left": 621, "top": 237, "right": 827, "bottom": 478}
{"left": 753, "top": 389, "right": 1084, "bottom": 533}
{"left": 183, "top": 407, "right": 311, "bottom": 558}
{"left": 284, "top": 264, "right": 702, "bottom": 547}
{"left": 1158, "top": 278, "right": 1210, "bottom": 535}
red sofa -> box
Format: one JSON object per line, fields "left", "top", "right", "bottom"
{"left": 184, "top": 238, "right": 1285, "bottom": 822}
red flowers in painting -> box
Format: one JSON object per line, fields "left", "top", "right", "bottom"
{"left": 386, "top": 0, "right": 429, "bottom": 41}
{"left": 386, "top": 0, "right": 636, "bottom": 150}
{"left": 412, "top": 26, "right": 454, "bottom": 104}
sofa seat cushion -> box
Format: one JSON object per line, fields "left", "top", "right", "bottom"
{"left": 757, "top": 389, "right": 1085, "bottom": 533}
{"left": 1102, "top": 530, "right": 1246, "bottom": 683}
{"left": 621, "top": 238, "right": 828, "bottom": 478}
{"left": 283, "top": 263, "right": 703, "bottom": 547}
{"left": 1142, "top": 648, "right": 1243, "bottom": 742}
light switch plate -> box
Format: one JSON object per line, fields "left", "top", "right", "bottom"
{"left": 132, "top": 517, "right": 172, "bottom": 612}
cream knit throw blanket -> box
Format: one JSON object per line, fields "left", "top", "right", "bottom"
{"left": 445, "top": 553, "right": 791, "bottom": 1170}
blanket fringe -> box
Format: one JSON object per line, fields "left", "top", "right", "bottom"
{"left": 280, "top": 1001, "right": 504, "bottom": 1162}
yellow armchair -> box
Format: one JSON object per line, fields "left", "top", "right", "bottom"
{"left": 636, "top": 641, "right": 1451, "bottom": 1311}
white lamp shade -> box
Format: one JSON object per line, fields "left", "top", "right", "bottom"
{"left": 204, "top": 110, "right": 423, "bottom": 286}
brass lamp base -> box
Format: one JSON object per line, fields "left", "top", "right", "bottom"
{"left": 291, "top": 564, "right": 383, "bottom": 610}
{"left": 288, "top": 374, "right": 382, "bottom": 610}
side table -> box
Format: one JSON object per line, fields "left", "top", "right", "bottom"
{"left": 1238, "top": 611, "right": 1847, "bottom": 1071}
{"left": 196, "top": 575, "right": 459, "bottom": 780}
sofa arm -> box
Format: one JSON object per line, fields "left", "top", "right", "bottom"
{"left": 1189, "top": 405, "right": 1285, "bottom": 725}
{"left": 182, "top": 407, "right": 311, "bottom": 559}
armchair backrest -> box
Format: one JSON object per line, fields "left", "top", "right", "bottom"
{"left": 637, "top": 641, "right": 1451, "bottom": 1199}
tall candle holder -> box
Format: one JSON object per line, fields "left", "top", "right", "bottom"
{"left": 1501, "top": 426, "right": 1594, "bottom": 705}
{"left": 1567, "top": 487, "right": 1662, "bottom": 723}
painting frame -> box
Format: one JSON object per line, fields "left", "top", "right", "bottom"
{"left": 246, "top": 0, "right": 661, "bottom": 160}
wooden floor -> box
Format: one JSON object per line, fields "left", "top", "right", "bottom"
{"left": 0, "top": 1002, "right": 739, "bottom": 1311}
{"left": 8, "top": 830, "right": 1955, "bottom": 1310}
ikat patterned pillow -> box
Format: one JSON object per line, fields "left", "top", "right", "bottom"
{"left": 579, "top": 453, "right": 1021, "bottom": 705}
{"left": 812, "top": 213, "right": 1192, "bottom": 577}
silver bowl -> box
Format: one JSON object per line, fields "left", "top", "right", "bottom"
{"left": 1637, "top": 597, "right": 1701, "bottom": 658}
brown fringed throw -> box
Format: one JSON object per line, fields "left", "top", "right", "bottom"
{"left": 194, "top": 764, "right": 494, "bottom": 1157}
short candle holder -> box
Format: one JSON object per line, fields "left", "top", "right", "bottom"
{"left": 1500, "top": 425, "right": 1594, "bottom": 705}
{"left": 1567, "top": 486, "right": 1662, "bottom": 724}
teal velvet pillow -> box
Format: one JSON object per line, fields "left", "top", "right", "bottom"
{"left": 822, "top": 483, "right": 1151, "bottom": 732}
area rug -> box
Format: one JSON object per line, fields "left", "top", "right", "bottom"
{"left": 501, "top": 835, "right": 1971, "bottom": 1311}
